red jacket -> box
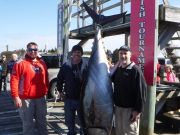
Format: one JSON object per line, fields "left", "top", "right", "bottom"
{"left": 10, "top": 56, "right": 49, "bottom": 99}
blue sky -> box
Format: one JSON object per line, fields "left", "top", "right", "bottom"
{"left": 0, "top": 0, "right": 59, "bottom": 52}
{"left": 0, "top": 0, "right": 180, "bottom": 53}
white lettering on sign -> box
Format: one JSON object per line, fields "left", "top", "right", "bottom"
{"left": 138, "top": 0, "right": 146, "bottom": 72}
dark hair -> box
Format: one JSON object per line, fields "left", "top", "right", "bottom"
{"left": 71, "top": 45, "right": 83, "bottom": 54}
{"left": 26, "top": 42, "right": 38, "bottom": 48}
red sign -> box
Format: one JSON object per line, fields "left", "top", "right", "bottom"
{"left": 130, "top": 0, "right": 157, "bottom": 85}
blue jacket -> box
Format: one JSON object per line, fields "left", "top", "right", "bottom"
{"left": 57, "top": 58, "right": 88, "bottom": 100}
{"left": 7, "top": 60, "right": 18, "bottom": 74}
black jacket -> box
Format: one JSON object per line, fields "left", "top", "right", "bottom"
{"left": 111, "top": 62, "right": 147, "bottom": 113}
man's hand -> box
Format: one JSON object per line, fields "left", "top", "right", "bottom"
{"left": 14, "top": 97, "right": 22, "bottom": 108}
{"left": 130, "top": 111, "right": 141, "bottom": 123}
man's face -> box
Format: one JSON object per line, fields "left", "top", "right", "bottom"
{"left": 119, "top": 50, "right": 131, "bottom": 65}
{"left": 12, "top": 54, "right": 18, "bottom": 61}
{"left": 26, "top": 45, "right": 38, "bottom": 59}
{"left": 72, "top": 50, "right": 82, "bottom": 63}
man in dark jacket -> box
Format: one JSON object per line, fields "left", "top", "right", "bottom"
{"left": 0, "top": 55, "right": 7, "bottom": 92}
{"left": 57, "top": 45, "right": 88, "bottom": 135}
{"left": 111, "top": 45, "right": 147, "bottom": 135}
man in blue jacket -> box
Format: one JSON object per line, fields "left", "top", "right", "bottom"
{"left": 57, "top": 45, "right": 88, "bottom": 135}
{"left": 7, "top": 53, "right": 18, "bottom": 74}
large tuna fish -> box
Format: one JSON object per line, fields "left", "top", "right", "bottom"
{"left": 83, "top": 25, "right": 113, "bottom": 135}
{"left": 82, "top": 2, "right": 126, "bottom": 135}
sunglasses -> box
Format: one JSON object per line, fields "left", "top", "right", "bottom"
{"left": 27, "top": 48, "right": 38, "bottom": 52}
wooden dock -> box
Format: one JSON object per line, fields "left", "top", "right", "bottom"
{"left": 0, "top": 91, "right": 23, "bottom": 135}
{"left": 0, "top": 90, "right": 79, "bottom": 135}
{"left": 0, "top": 86, "right": 179, "bottom": 135}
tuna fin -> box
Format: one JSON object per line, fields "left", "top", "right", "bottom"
{"left": 82, "top": 1, "right": 127, "bottom": 26}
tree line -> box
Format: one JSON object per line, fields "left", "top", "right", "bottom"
{"left": 1, "top": 48, "right": 119, "bottom": 64}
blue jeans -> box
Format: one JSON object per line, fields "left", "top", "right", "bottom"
{"left": 64, "top": 99, "right": 86, "bottom": 135}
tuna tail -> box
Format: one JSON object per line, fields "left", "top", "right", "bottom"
{"left": 82, "top": 1, "right": 127, "bottom": 26}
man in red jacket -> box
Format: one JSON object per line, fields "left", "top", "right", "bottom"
{"left": 10, "top": 42, "right": 49, "bottom": 135}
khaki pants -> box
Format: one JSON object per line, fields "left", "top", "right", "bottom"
{"left": 115, "top": 106, "right": 139, "bottom": 135}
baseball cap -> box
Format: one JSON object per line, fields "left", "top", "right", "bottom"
{"left": 119, "top": 45, "right": 131, "bottom": 52}
{"left": 71, "top": 45, "right": 83, "bottom": 54}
